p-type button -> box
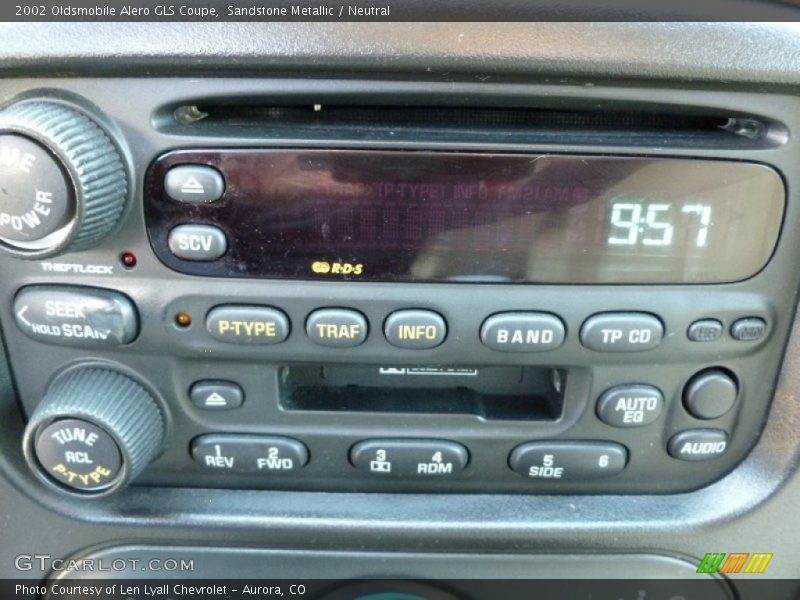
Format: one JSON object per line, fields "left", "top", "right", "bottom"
{"left": 206, "top": 305, "right": 290, "bottom": 345}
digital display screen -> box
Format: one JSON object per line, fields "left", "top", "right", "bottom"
{"left": 146, "top": 151, "right": 785, "bottom": 284}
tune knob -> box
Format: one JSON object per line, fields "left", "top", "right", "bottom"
{"left": 23, "top": 368, "right": 164, "bottom": 496}
{"left": 0, "top": 100, "right": 127, "bottom": 258}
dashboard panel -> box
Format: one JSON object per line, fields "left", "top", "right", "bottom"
{"left": 0, "top": 22, "right": 800, "bottom": 595}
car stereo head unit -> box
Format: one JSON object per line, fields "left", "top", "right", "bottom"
{"left": 0, "top": 91, "right": 796, "bottom": 498}
{"left": 144, "top": 150, "right": 784, "bottom": 284}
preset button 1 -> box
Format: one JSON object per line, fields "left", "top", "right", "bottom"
{"left": 480, "top": 312, "right": 566, "bottom": 352}
{"left": 191, "top": 434, "right": 309, "bottom": 473}
{"left": 509, "top": 441, "right": 628, "bottom": 481}
{"left": 206, "top": 305, "right": 290, "bottom": 345}
{"left": 350, "top": 439, "right": 468, "bottom": 477}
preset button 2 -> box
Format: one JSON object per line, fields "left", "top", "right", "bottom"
{"left": 206, "top": 305, "right": 290, "bottom": 345}
{"left": 350, "top": 439, "right": 468, "bottom": 477}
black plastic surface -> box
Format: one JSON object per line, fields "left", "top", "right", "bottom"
{"left": 0, "top": 23, "right": 799, "bottom": 589}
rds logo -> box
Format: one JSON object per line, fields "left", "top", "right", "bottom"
{"left": 311, "top": 260, "right": 364, "bottom": 276}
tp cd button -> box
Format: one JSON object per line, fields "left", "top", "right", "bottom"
{"left": 206, "top": 305, "right": 290, "bottom": 345}
{"left": 384, "top": 310, "right": 446, "bottom": 349}
{"left": 480, "top": 312, "right": 566, "bottom": 352}
{"left": 509, "top": 441, "right": 628, "bottom": 481}
{"left": 168, "top": 224, "right": 227, "bottom": 261}
{"left": 580, "top": 312, "right": 663, "bottom": 352}
{"left": 14, "top": 285, "right": 138, "bottom": 348}
{"left": 350, "top": 439, "right": 468, "bottom": 477}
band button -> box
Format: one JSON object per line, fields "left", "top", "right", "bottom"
{"left": 480, "top": 312, "right": 565, "bottom": 352}
{"left": 384, "top": 309, "right": 446, "bottom": 349}
{"left": 306, "top": 308, "right": 368, "bottom": 348}
{"left": 206, "top": 305, "right": 290, "bottom": 345}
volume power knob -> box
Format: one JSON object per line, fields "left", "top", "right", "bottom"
{"left": 23, "top": 368, "right": 164, "bottom": 496}
{"left": 0, "top": 100, "right": 128, "bottom": 258}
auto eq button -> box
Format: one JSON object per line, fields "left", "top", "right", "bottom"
{"left": 580, "top": 312, "right": 663, "bottom": 352}
{"left": 480, "top": 312, "right": 566, "bottom": 352}
{"left": 350, "top": 439, "right": 468, "bottom": 477}
{"left": 206, "top": 305, "right": 290, "bottom": 345}
{"left": 191, "top": 434, "right": 309, "bottom": 473}
{"left": 596, "top": 385, "right": 664, "bottom": 427}
{"left": 509, "top": 441, "right": 628, "bottom": 481}
{"left": 14, "top": 285, "right": 138, "bottom": 348}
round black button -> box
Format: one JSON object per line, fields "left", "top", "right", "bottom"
{"left": 34, "top": 418, "right": 122, "bottom": 492}
{"left": 683, "top": 369, "right": 738, "bottom": 420}
{"left": 0, "top": 134, "right": 72, "bottom": 244}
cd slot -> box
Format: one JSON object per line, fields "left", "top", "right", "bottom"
{"left": 163, "top": 100, "right": 783, "bottom": 149}
{"left": 279, "top": 365, "right": 564, "bottom": 421}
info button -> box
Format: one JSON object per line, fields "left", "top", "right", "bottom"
{"left": 206, "top": 305, "right": 290, "bottom": 345}
{"left": 384, "top": 310, "right": 446, "bottom": 350}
